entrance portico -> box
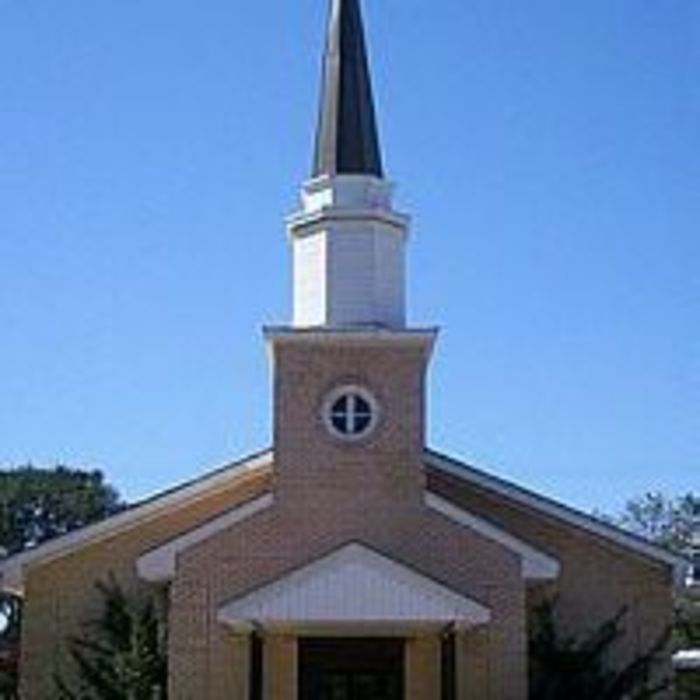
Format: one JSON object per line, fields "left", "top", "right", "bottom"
{"left": 216, "top": 543, "right": 492, "bottom": 700}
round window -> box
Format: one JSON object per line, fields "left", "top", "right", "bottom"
{"left": 322, "top": 386, "right": 379, "bottom": 441}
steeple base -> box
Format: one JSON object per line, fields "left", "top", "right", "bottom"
{"left": 287, "top": 175, "right": 410, "bottom": 330}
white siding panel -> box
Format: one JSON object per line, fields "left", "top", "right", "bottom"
{"left": 328, "top": 227, "right": 376, "bottom": 326}
{"left": 373, "top": 229, "right": 406, "bottom": 328}
{"left": 293, "top": 233, "right": 327, "bottom": 327}
{"left": 324, "top": 224, "right": 406, "bottom": 328}
{"left": 288, "top": 175, "right": 410, "bottom": 329}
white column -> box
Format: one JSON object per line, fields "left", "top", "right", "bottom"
{"left": 263, "top": 633, "right": 298, "bottom": 700}
{"left": 405, "top": 634, "right": 442, "bottom": 700}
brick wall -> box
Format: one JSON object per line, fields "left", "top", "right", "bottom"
{"left": 165, "top": 337, "right": 528, "bottom": 699}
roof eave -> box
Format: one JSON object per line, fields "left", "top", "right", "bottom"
{"left": 0, "top": 449, "right": 274, "bottom": 595}
{"left": 425, "top": 449, "right": 690, "bottom": 579}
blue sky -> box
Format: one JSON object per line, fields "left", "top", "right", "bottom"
{"left": 0, "top": 0, "right": 697, "bottom": 515}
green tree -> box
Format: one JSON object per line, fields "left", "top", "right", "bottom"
{"left": 0, "top": 465, "right": 123, "bottom": 555}
{"left": 605, "top": 492, "right": 700, "bottom": 697}
{"left": 529, "top": 599, "right": 671, "bottom": 700}
{"left": 675, "top": 593, "right": 700, "bottom": 650}
{"left": 607, "top": 492, "right": 697, "bottom": 554}
{"left": 0, "top": 465, "right": 124, "bottom": 700}
{"left": 56, "top": 577, "right": 167, "bottom": 700}
{"left": 607, "top": 493, "right": 699, "bottom": 644}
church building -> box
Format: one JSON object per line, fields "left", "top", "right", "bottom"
{"left": 1, "top": 1, "right": 684, "bottom": 698}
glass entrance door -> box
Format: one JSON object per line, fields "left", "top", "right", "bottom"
{"left": 299, "top": 638, "right": 404, "bottom": 700}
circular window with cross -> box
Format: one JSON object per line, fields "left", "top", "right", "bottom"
{"left": 322, "top": 385, "right": 380, "bottom": 442}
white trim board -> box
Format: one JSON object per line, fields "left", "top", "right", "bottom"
{"left": 425, "top": 493, "right": 560, "bottom": 581}
{"left": 217, "top": 543, "right": 491, "bottom": 632}
{"left": 138, "top": 494, "right": 274, "bottom": 583}
{"left": 426, "top": 450, "right": 687, "bottom": 575}
{"left": 0, "top": 450, "right": 273, "bottom": 594}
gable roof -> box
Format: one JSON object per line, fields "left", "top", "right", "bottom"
{"left": 0, "top": 449, "right": 273, "bottom": 594}
{"left": 1, "top": 445, "right": 688, "bottom": 594}
{"left": 426, "top": 449, "right": 688, "bottom": 576}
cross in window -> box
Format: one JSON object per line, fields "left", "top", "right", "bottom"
{"left": 330, "top": 393, "right": 373, "bottom": 436}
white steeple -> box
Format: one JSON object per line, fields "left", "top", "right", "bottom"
{"left": 287, "top": 0, "right": 410, "bottom": 330}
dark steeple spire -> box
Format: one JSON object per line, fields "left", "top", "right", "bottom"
{"left": 313, "top": 0, "right": 384, "bottom": 178}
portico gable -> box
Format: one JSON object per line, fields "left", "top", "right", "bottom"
{"left": 216, "top": 542, "right": 491, "bottom": 634}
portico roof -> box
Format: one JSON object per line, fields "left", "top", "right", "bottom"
{"left": 217, "top": 543, "right": 491, "bottom": 633}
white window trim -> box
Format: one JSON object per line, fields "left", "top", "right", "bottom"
{"left": 322, "top": 385, "right": 380, "bottom": 443}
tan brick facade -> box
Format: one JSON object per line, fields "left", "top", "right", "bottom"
{"left": 15, "top": 336, "right": 675, "bottom": 700}
{"left": 271, "top": 335, "right": 430, "bottom": 507}
{"left": 165, "top": 337, "right": 527, "bottom": 699}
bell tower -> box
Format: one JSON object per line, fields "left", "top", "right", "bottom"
{"left": 267, "top": 0, "right": 437, "bottom": 506}
{"left": 288, "top": 0, "right": 409, "bottom": 330}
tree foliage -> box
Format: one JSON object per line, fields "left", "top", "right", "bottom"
{"left": 56, "top": 577, "right": 167, "bottom": 700}
{"left": 529, "top": 598, "right": 671, "bottom": 700}
{"left": 612, "top": 492, "right": 698, "bottom": 554}
{"left": 0, "top": 465, "right": 124, "bottom": 699}
{"left": 0, "top": 465, "right": 123, "bottom": 556}
{"left": 607, "top": 491, "right": 700, "bottom": 669}
{"left": 675, "top": 593, "right": 700, "bottom": 650}
{"left": 676, "top": 659, "right": 700, "bottom": 700}
{"left": 0, "top": 642, "right": 19, "bottom": 700}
